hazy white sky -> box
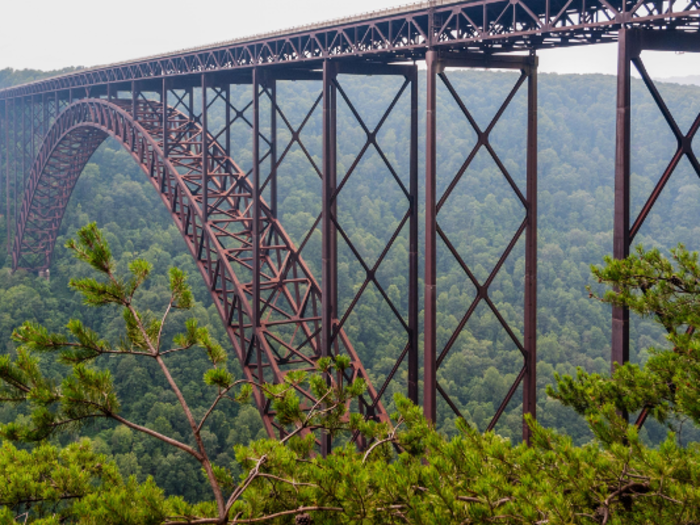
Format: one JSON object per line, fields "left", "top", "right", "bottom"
{"left": 1, "top": 0, "right": 698, "bottom": 78}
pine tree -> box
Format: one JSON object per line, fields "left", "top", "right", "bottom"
{"left": 2, "top": 226, "right": 700, "bottom": 524}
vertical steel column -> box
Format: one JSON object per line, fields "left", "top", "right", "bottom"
{"left": 270, "top": 77, "right": 278, "bottom": 218}
{"left": 131, "top": 82, "right": 137, "bottom": 119}
{"left": 252, "top": 68, "right": 263, "bottom": 386}
{"left": 21, "top": 98, "right": 26, "bottom": 194}
{"left": 202, "top": 74, "right": 209, "bottom": 223}
{"left": 42, "top": 93, "right": 47, "bottom": 139}
{"left": 330, "top": 75, "right": 338, "bottom": 339}
{"left": 5, "top": 100, "right": 10, "bottom": 254}
{"left": 0, "top": 105, "right": 3, "bottom": 236}
{"left": 13, "top": 99, "right": 17, "bottom": 238}
{"left": 162, "top": 79, "right": 169, "bottom": 160}
{"left": 321, "top": 59, "right": 338, "bottom": 456}
{"left": 613, "top": 28, "right": 633, "bottom": 371}
{"left": 224, "top": 83, "right": 231, "bottom": 188}
{"left": 523, "top": 57, "right": 538, "bottom": 443}
{"left": 30, "top": 96, "right": 34, "bottom": 167}
{"left": 408, "top": 66, "right": 419, "bottom": 405}
{"left": 424, "top": 49, "right": 438, "bottom": 423}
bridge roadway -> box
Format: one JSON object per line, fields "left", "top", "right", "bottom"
{"left": 0, "top": 0, "right": 699, "bottom": 97}
{"left": 1, "top": 0, "right": 699, "bottom": 448}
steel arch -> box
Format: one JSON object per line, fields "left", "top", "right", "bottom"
{"left": 13, "top": 98, "right": 386, "bottom": 438}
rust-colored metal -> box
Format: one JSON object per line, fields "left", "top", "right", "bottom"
{"left": 2, "top": 0, "right": 700, "bottom": 100}
{"left": 11, "top": 97, "right": 386, "bottom": 439}
{"left": 612, "top": 27, "right": 632, "bottom": 373}
{"left": 4, "top": 101, "right": 9, "bottom": 252}
{"left": 523, "top": 54, "right": 538, "bottom": 444}
{"left": 424, "top": 49, "right": 438, "bottom": 424}
{"left": 408, "top": 65, "right": 419, "bottom": 406}
{"left": 611, "top": 30, "right": 700, "bottom": 429}
{"left": 1, "top": 0, "right": 699, "bottom": 445}
{"left": 321, "top": 60, "right": 336, "bottom": 456}
{"left": 422, "top": 50, "right": 538, "bottom": 440}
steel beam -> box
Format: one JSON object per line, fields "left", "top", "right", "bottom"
{"left": 202, "top": 74, "right": 209, "bottom": 223}
{"left": 523, "top": 56, "right": 538, "bottom": 444}
{"left": 252, "top": 68, "right": 263, "bottom": 394}
{"left": 423, "top": 50, "right": 538, "bottom": 441}
{"left": 21, "top": 98, "right": 26, "bottom": 196}
{"left": 224, "top": 83, "right": 231, "bottom": 177}
{"left": 0, "top": 106, "right": 3, "bottom": 237}
{"left": 269, "top": 77, "right": 277, "bottom": 218}
{"left": 612, "top": 28, "right": 634, "bottom": 372}
{"left": 610, "top": 29, "right": 700, "bottom": 395}
{"left": 5, "top": 101, "right": 9, "bottom": 255}
{"left": 408, "top": 65, "right": 419, "bottom": 405}
{"left": 13, "top": 99, "right": 17, "bottom": 247}
{"left": 131, "top": 82, "right": 137, "bottom": 120}
{"left": 321, "top": 59, "right": 337, "bottom": 456}
{"left": 162, "top": 79, "right": 169, "bottom": 160}
{"left": 5, "top": 0, "right": 700, "bottom": 101}
{"left": 424, "top": 49, "right": 438, "bottom": 423}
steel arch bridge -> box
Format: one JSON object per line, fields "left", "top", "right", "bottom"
{"left": 2, "top": 0, "right": 700, "bottom": 445}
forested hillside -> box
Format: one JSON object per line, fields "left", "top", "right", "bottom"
{"left": 1, "top": 67, "right": 700, "bottom": 501}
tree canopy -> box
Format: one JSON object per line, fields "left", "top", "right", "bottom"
{"left": 1, "top": 226, "right": 700, "bottom": 523}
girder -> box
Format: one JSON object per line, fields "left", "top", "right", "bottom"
{"left": 11, "top": 98, "right": 386, "bottom": 439}
{"left": 0, "top": 0, "right": 699, "bottom": 99}
{"left": 0, "top": 0, "right": 699, "bottom": 443}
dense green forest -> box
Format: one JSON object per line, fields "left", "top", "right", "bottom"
{"left": 1, "top": 66, "right": 700, "bottom": 501}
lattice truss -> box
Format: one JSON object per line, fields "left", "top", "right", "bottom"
{"left": 9, "top": 90, "right": 399, "bottom": 440}
{"left": 628, "top": 55, "right": 700, "bottom": 242}
{"left": 433, "top": 69, "right": 535, "bottom": 432}
{"left": 10, "top": 95, "right": 85, "bottom": 270}
{"left": 326, "top": 69, "right": 419, "bottom": 416}
{"left": 2, "top": 0, "right": 700, "bottom": 101}
{"left": 622, "top": 49, "right": 700, "bottom": 434}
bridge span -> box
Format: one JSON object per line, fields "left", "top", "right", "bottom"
{"left": 1, "top": 0, "right": 699, "bottom": 448}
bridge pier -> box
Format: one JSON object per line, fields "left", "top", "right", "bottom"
{"left": 423, "top": 50, "right": 538, "bottom": 443}
{"left": 613, "top": 29, "right": 700, "bottom": 408}
{"left": 319, "top": 60, "right": 421, "bottom": 452}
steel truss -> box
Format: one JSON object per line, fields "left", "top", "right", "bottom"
{"left": 7, "top": 66, "right": 421, "bottom": 446}
{"left": 424, "top": 51, "right": 538, "bottom": 441}
{"left": 0, "top": 0, "right": 698, "bottom": 446}
{"left": 613, "top": 30, "right": 700, "bottom": 427}
{"left": 1, "top": 0, "right": 700, "bottom": 100}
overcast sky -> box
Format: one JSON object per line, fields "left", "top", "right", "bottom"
{"left": 1, "top": 0, "right": 698, "bottom": 79}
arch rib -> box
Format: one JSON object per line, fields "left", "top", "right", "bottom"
{"left": 13, "top": 98, "right": 386, "bottom": 438}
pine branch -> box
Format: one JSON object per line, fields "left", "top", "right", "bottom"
{"left": 225, "top": 455, "right": 267, "bottom": 513}
{"left": 110, "top": 413, "right": 202, "bottom": 460}
{"left": 231, "top": 506, "right": 344, "bottom": 523}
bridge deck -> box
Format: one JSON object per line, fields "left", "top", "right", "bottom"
{"left": 1, "top": 0, "right": 699, "bottom": 99}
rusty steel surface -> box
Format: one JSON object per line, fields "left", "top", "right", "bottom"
{"left": 611, "top": 28, "right": 700, "bottom": 426}
{"left": 10, "top": 96, "right": 386, "bottom": 440}
{"left": 1, "top": 0, "right": 700, "bottom": 99}
{"left": 422, "top": 52, "right": 538, "bottom": 436}
{"left": 1, "top": 0, "right": 699, "bottom": 444}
